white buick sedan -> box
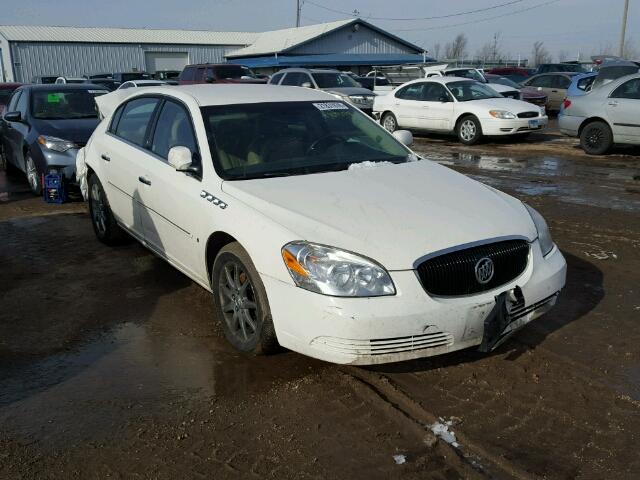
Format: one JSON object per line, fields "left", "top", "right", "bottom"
{"left": 78, "top": 84, "right": 566, "bottom": 365}
{"left": 374, "top": 77, "right": 548, "bottom": 145}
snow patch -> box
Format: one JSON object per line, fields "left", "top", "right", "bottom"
{"left": 348, "top": 161, "right": 394, "bottom": 170}
{"left": 392, "top": 454, "right": 406, "bottom": 465}
{"left": 430, "top": 419, "right": 459, "bottom": 448}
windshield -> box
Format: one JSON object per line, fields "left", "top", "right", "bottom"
{"left": 446, "top": 81, "right": 502, "bottom": 101}
{"left": 446, "top": 69, "right": 485, "bottom": 82}
{"left": 312, "top": 73, "right": 361, "bottom": 88}
{"left": 214, "top": 65, "right": 245, "bottom": 79}
{"left": 31, "top": 89, "right": 108, "bottom": 120}
{"left": 488, "top": 76, "right": 521, "bottom": 89}
{"left": 202, "top": 101, "right": 413, "bottom": 180}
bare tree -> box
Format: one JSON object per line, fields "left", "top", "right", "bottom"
{"left": 445, "top": 33, "right": 468, "bottom": 60}
{"left": 532, "top": 41, "right": 552, "bottom": 67}
{"left": 432, "top": 43, "right": 442, "bottom": 60}
{"left": 557, "top": 49, "right": 571, "bottom": 62}
{"left": 476, "top": 33, "right": 504, "bottom": 63}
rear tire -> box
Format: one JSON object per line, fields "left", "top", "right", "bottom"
{"left": 88, "top": 173, "right": 127, "bottom": 245}
{"left": 457, "top": 115, "right": 483, "bottom": 145}
{"left": 381, "top": 112, "right": 398, "bottom": 132}
{"left": 212, "top": 242, "right": 279, "bottom": 355}
{"left": 580, "top": 121, "right": 612, "bottom": 155}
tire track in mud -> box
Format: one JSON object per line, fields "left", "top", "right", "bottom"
{"left": 339, "top": 366, "right": 535, "bottom": 480}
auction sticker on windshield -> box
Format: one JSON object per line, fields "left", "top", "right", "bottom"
{"left": 47, "top": 93, "right": 60, "bottom": 103}
{"left": 313, "top": 102, "right": 349, "bottom": 111}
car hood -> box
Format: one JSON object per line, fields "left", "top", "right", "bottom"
{"left": 221, "top": 160, "right": 536, "bottom": 270}
{"left": 32, "top": 117, "right": 100, "bottom": 144}
{"left": 464, "top": 97, "right": 541, "bottom": 113}
{"left": 487, "top": 83, "right": 518, "bottom": 94}
{"left": 322, "top": 87, "right": 374, "bottom": 97}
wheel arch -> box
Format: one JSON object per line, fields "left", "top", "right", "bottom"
{"left": 578, "top": 117, "right": 612, "bottom": 136}
{"left": 205, "top": 231, "right": 240, "bottom": 282}
{"left": 454, "top": 113, "right": 480, "bottom": 131}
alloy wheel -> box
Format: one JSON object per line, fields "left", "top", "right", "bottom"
{"left": 218, "top": 260, "right": 259, "bottom": 343}
{"left": 585, "top": 128, "right": 603, "bottom": 149}
{"left": 26, "top": 156, "right": 39, "bottom": 192}
{"left": 90, "top": 182, "right": 108, "bottom": 235}
{"left": 383, "top": 114, "right": 396, "bottom": 132}
{"left": 460, "top": 120, "right": 477, "bottom": 142}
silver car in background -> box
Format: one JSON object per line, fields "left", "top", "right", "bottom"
{"left": 559, "top": 73, "right": 640, "bottom": 155}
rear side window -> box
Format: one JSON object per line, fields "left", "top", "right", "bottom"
{"left": 151, "top": 100, "right": 198, "bottom": 161}
{"left": 281, "top": 72, "right": 307, "bottom": 86}
{"left": 395, "top": 83, "right": 424, "bottom": 100}
{"left": 269, "top": 72, "right": 285, "bottom": 85}
{"left": 577, "top": 76, "right": 595, "bottom": 91}
{"left": 180, "top": 67, "right": 196, "bottom": 81}
{"left": 528, "top": 75, "right": 554, "bottom": 88}
{"left": 114, "top": 97, "right": 160, "bottom": 146}
{"left": 611, "top": 79, "right": 640, "bottom": 99}
{"left": 554, "top": 76, "right": 571, "bottom": 89}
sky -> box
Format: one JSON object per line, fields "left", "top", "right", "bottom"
{"left": 4, "top": 0, "right": 639, "bottom": 60}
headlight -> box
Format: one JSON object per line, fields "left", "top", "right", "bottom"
{"left": 524, "top": 204, "right": 554, "bottom": 256}
{"left": 489, "top": 110, "right": 517, "bottom": 119}
{"left": 349, "top": 95, "right": 374, "bottom": 105}
{"left": 38, "top": 135, "right": 77, "bottom": 152}
{"left": 281, "top": 241, "right": 396, "bottom": 297}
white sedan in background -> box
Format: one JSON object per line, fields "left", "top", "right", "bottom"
{"left": 374, "top": 77, "right": 548, "bottom": 144}
{"left": 78, "top": 84, "right": 565, "bottom": 365}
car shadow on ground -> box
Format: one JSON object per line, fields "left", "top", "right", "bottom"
{"left": 367, "top": 251, "right": 603, "bottom": 375}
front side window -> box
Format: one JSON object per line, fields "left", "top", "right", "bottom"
{"left": 30, "top": 89, "right": 108, "bottom": 120}
{"left": 422, "top": 83, "right": 451, "bottom": 102}
{"left": 446, "top": 81, "right": 501, "bottom": 102}
{"left": 151, "top": 100, "right": 198, "bottom": 160}
{"left": 0, "top": 88, "right": 17, "bottom": 105}
{"left": 7, "top": 90, "right": 22, "bottom": 112}
{"left": 611, "top": 79, "right": 640, "bottom": 99}
{"left": 281, "top": 72, "right": 307, "bottom": 86}
{"left": 311, "top": 73, "right": 360, "bottom": 88}
{"left": 201, "top": 101, "right": 413, "bottom": 180}
{"left": 16, "top": 90, "right": 28, "bottom": 114}
{"left": 180, "top": 67, "right": 195, "bottom": 81}
{"left": 213, "top": 65, "right": 245, "bottom": 80}
{"left": 114, "top": 97, "right": 160, "bottom": 146}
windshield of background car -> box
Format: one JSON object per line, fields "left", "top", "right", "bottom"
{"left": 490, "top": 76, "right": 521, "bottom": 89}
{"left": 31, "top": 89, "right": 108, "bottom": 119}
{"left": 312, "top": 73, "right": 361, "bottom": 88}
{"left": 213, "top": 65, "right": 245, "bottom": 79}
{"left": 121, "top": 73, "right": 149, "bottom": 82}
{"left": 202, "top": 101, "right": 413, "bottom": 180}
{"left": 446, "top": 69, "right": 485, "bottom": 82}
{"left": 446, "top": 81, "right": 502, "bottom": 101}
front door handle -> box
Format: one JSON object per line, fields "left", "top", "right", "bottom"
{"left": 101, "top": 154, "right": 110, "bottom": 161}
{"left": 608, "top": 101, "right": 618, "bottom": 106}
{"left": 138, "top": 176, "right": 151, "bottom": 186}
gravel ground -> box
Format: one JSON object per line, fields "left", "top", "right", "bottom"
{"left": 1, "top": 124, "right": 639, "bottom": 479}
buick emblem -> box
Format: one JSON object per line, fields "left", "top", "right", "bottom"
{"left": 474, "top": 257, "right": 494, "bottom": 284}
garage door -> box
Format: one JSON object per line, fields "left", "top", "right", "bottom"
{"left": 144, "top": 52, "right": 189, "bottom": 73}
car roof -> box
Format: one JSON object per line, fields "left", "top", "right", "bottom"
{"left": 402, "top": 76, "right": 476, "bottom": 87}
{"left": 129, "top": 80, "right": 167, "bottom": 84}
{"left": 117, "top": 84, "right": 340, "bottom": 106}
{"left": 0, "top": 83, "right": 22, "bottom": 89}
{"left": 277, "top": 68, "right": 341, "bottom": 74}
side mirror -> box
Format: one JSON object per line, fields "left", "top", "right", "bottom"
{"left": 301, "top": 82, "right": 313, "bottom": 88}
{"left": 4, "top": 111, "right": 22, "bottom": 122}
{"left": 205, "top": 76, "right": 215, "bottom": 84}
{"left": 393, "top": 130, "right": 413, "bottom": 147}
{"left": 168, "top": 146, "right": 193, "bottom": 171}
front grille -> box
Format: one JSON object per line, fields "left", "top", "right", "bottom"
{"left": 311, "top": 332, "right": 454, "bottom": 356}
{"left": 518, "top": 112, "right": 538, "bottom": 118}
{"left": 416, "top": 240, "right": 530, "bottom": 296}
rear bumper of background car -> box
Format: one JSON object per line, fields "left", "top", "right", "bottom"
{"left": 261, "top": 240, "right": 566, "bottom": 365}
{"left": 481, "top": 116, "right": 548, "bottom": 136}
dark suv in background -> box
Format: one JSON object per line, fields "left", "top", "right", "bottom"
{"left": 178, "top": 64, "right": 267, "bottom": 85}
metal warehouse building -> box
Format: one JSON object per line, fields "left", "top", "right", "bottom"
{"left": 0, "top": 19, "right": 427, "bottom": 82}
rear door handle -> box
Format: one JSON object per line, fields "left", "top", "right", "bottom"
{"left": 101, "top": 154, "right": 110, "bottom": 161}
{"left": 608, "top": 101, "right": 618, "bottom": 106}
{"left": 138, "top": 176, "right": 151, "bottom": 186}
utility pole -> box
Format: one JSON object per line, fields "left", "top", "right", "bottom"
{"left": 619, "top": 0, "right": 630, "bottom": 57}
{"left": 296, "top": 0, "right": 301, "bottom": 27}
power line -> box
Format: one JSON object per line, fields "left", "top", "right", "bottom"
{"left": 305, "top": 0, "right": 527, "bottom": 21}
{"left": 393, "top": 0, "right": 561, "bottom": 32}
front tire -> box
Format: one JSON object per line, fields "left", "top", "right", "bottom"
{"left": 212, "top": 242, "right": 278, "bottom": 355}
{"left": 457, "top": 115, "right": 483, "bottom": 145}
{"left": 88, "top": 173, "right": 127, "bottom": 245}
{"left": 381, "top": 112, "right": 398, "bottom": 132}
{"left": 25, "top": 153, "right": 42, "bottom": 196}
{"left": 580, "top": 121, "right": 612, "bottom": 155}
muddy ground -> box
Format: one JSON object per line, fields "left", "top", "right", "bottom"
{"left": 1, "top": 122, "right": 639, "bottom": 479}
